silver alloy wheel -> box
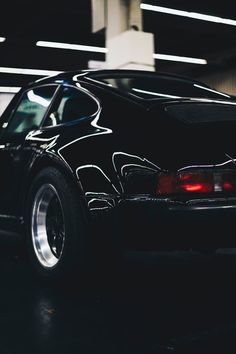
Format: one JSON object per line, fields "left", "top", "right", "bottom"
{"left": 31, "top": 183, "right": 65, "bottom": 268}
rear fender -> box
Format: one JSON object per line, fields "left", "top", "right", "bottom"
{"left": 18, "top": 153, "right": 87, "bottom": 220}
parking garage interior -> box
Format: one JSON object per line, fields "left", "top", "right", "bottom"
{"left": 1, "top": 1, "right": 236, "bottom": 353}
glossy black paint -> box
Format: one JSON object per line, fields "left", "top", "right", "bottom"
{"left": 1, "top": 69, "right": 236, "bottom": 250}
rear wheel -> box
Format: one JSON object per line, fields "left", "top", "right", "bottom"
{"left": 26, "top": 167, "right": 90, "bottom": 282}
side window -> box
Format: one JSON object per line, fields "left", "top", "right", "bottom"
{"left": 5, "top": 85, "right": 57, "bottom": 135}
{"left": 43, "top": 86, "right": 99, "bottom": 127}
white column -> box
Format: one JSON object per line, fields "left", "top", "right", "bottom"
{"left": 128, "top": 0, "right": 143, "bottom": 31}
{"left": 105, "top": 0, "right": 155, "bottom": 71}
{"left": 106, "top": 0, "right": 129, "bottom": 40}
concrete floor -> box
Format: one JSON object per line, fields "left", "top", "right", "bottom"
{"left": 1, "top": 232, "right": 236, "bottom": 354}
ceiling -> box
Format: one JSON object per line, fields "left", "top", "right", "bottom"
{"left": 0, "top": 0, "right": 236, "bottom": 87}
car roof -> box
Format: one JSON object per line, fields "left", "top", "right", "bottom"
{"left": 26, "top": 68, "right": 213, "bottom": 103}
{"left": 25, "top": 68, "right": 233, "bottom": 105}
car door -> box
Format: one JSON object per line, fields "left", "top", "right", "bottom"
{"left": 0, "top": 84, "right": 58, "bottom": 215}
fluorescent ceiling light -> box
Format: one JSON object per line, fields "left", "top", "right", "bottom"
{"left": 0, "top": 37, "right": 6, "bottom": 42}
{"left": 36, "top": 40, "right": 108, "bottom": 53}
{"left": 36, "top": 40, "right": 207, "bottom": 65}
{"left": 0, "top": 67, "right": 62, "bottom": 76}
{"left": 140, "top": 3, "right": 236, "bottom": 26}
{"left": 0, "top": 86, "right": 21, "bottom": 93}
{"left": 153, "top": 53, "right": 207, "bottom": 65}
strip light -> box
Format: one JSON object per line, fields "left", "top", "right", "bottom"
{"left": 36, "top": 40, "right": 108, "bottom": 53}
{"left": 0, "top": 37, "right": 6, "bottom": 42}
{"left": 140, "top": 3, "right": 236, "bottom": 26}
{"left": 0, "top": 67, "right": 62, "bottom": 76}
{"left": 0, "top": 86, "right": 21, "bottom": 93}
{"left": 153, "top": 53, "right": 207, "bottom": 65}
{"left": 36, "top": 40, "right": 207, "bottom": 65}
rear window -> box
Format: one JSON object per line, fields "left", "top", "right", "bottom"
{"left": 165, "top": 103, "right": 236, "bottom": 124}
{"left": 89, "top": 73, "right": 230, "bottom": 100}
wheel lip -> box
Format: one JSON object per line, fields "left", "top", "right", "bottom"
{"left": 31, "top": 183, "right": 65, "bottom": 269}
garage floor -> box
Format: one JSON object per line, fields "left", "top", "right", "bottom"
{"left": 1, "top": 232, "right": 236, "bottom": 354}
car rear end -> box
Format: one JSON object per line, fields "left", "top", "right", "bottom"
{"left": 119, "top": 98, "right": 236, "bottom": 252}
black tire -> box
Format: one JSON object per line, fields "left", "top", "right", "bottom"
{"left": 26, "top": 167, "right": 90, "bottom": 282}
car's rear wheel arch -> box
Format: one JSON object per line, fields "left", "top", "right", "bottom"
{"left": 21, "top": 156, "right": 89, "bottom": 220}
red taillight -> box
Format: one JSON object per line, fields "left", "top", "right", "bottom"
{"left": 157, "top": 170, "right": 236, "bottom": 195}
{"left": 223, "top": 181, "right": 233, "bottom": 190}
{"left": 157, "top": 174, "right": 176, "bottom": 194}
{"left": 181, "top": 183, "right": 208, "bottom": 192}
{"left": 178, "top": 171, "right": 214, "bottom": 193}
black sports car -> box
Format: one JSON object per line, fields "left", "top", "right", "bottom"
{"left": 1, "top": 69, "right": 236, "bottom": 280}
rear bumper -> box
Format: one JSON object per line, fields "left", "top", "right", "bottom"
{"left": 118, "top": 196, "right": 236, "bottom": 250}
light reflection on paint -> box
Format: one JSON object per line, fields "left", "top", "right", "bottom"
{"left": 76, "top": 164, "right": 120, "bottom": 194}
{"left": 27, "top": 90, "right": 50, "bottom": 107}
{"left": 193, "top": 84, "right": 230, "bottom": 98}
{"left": 132, "top": 87, "right": 181, "bottom": 99}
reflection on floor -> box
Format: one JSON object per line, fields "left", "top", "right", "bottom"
{"left": 1, "top": 231, "right": 236, "bottom": 354}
